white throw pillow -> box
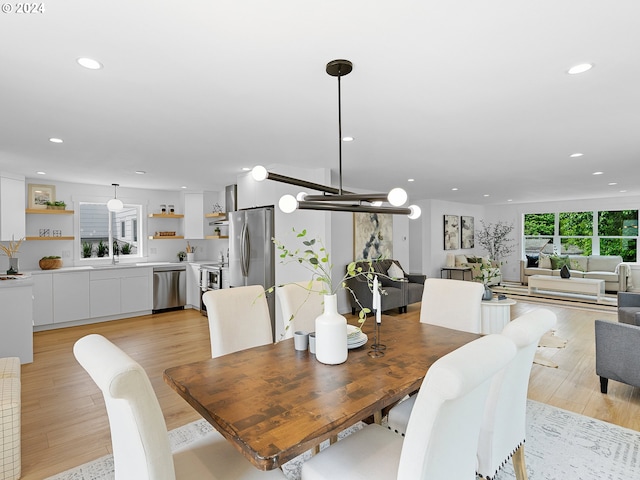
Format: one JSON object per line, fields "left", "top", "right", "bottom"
{"left": 387, "top": 262, "right": 405, "bottom": 278}
{"left": 539, "top": 252, "right": 552, "bottom": 269}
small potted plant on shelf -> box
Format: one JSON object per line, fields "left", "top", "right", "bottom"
{"left": 121, "top": 243, "right": 132, "bottom": 255}
{"left": 46, "top": 200, "right": 66, "bottom": 210}
{"left": 177, "top": 251, "right": 187, "bottom": 262}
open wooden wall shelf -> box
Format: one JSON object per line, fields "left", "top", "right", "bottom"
{"left": 148, "top": 213, "right": 184, "bottom": 218}
{"left": 26, "top": 209, "right": 74, "bottom": 215}
{"left": 26, "top": 236, "right": 75, "bottom": 241}
{"left": 148, "top": 235, "right": 185, "bottom": 240}
{"left": 205, "top": 235, "right": 229, "bottom": 239}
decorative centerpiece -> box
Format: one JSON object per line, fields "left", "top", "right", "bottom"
{"left": 39, "top": 256, "right": 63, "bottom": 270}
{"left": 271, "top": 229, "right": 381, "bottom": 365}
{"left": 1, "top": 237, "right": 24, "bottom": 274}
{"left": 46, "top": 200, "right": 66, "bottom": 210}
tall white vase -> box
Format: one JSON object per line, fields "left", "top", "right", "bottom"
{"left": 315, "top": 294, "right": 348, "bottom": 365}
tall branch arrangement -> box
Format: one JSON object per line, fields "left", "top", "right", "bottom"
{"left": 270, "top": 228, "right": 397, "bottom": 333}
{"left": 475, "top": 220, "right": 515, "bottom": 263}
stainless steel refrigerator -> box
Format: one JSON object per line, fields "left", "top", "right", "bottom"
{"left": 229, "top": 206, "right": 276, "bottom": 339}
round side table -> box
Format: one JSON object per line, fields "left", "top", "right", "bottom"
{"left": 481, "top": 298, "right": 516, "bottom": 334}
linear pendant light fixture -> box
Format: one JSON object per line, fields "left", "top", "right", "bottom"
{"left": 252, "top": 59, "right": 421, "bottom": 220}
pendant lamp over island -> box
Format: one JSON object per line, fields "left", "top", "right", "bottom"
{"left": 252, "top": 59, "right": 421, "bottom": 220}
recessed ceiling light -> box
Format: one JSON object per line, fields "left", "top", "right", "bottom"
{"left": 592, "top": 171, "right": 604, "bottom": 175}
{"left": 135, "top": 170, "right": 146, "bottom": 175}
{"left": 608, "top": 182, "right": 618, "bottom": 186}
{"left": 77, "top": 57, "right": 103, "bottom": 70}
{"left": 620, "top": 190, "right": 627, "bottom": 193}
{"left": 342, "top": 136, "right": 354, "bottom": 142}
{"left": 49, "top": 137, "right": 63, "bottom": 143}
{"left": 181, "top": 186, "right": 187, "bottom": 189}
{"left": 242, "top": 167, "right": 251, "bottom": 171}
{"left": 568, "top": 63, "right": 593, "bottom": 75}
{"left": 507, "top": 199, "right": 513, "bottom": 202}
{"left": 36, "top": 171, "right": 46, "bottom": 175}
{"left": 570, "top": 153, "right": 584, "bottom": 158}
{"left": 407, "top": 178, "right": 414, "bottom": 182}
{"left": 483, "top": 194, "right": 490, "bottom": 197}
{"left": 451, "top": 187, "right": 458, "bottom": 191}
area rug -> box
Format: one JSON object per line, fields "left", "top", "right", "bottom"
{"left": 45, "top": 401, "right": 639, "bottom": 480}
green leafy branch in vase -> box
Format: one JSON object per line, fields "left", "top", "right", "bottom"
{"left": 269, "top": 228, "right": 389, "bottom": 334}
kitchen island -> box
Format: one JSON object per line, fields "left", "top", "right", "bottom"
{"left": 0, "top": 275, "right": 33, "bottom": 363}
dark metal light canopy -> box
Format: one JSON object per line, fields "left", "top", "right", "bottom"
{"left": 252, "top": 59, "right": 421, "bottom": 219}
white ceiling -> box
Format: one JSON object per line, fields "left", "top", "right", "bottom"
{"left": 1, "top": 0, "right": 639, "bottom": 206}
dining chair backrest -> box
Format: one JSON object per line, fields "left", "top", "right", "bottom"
{"left": 476, "top": 308, "right": 557, "bottom": 479}
{"left": 74, "top": 334, "right": 176, "bottom": 480}
{"left": 203, "top": 285, "right": 273, "bottom": 358}
{"left": 419, "top": 278, "right": 484, "bottom": 333}
{"left": 397, "top": 334, "right": 516, "bottom": 479}
{"left": 276, "top": 280, "right": 325, "bottom": 339}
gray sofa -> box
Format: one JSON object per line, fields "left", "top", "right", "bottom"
{"left": 595, "top": 319, "right": 640, "bottom": 393}
{"left": 345, "top": 259, "right": 426, "bottom": 315}
{"left": 520, "top": 254, "right": 630, "bottom": 292}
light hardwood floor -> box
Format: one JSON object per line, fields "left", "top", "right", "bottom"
{"left": 20, "top": 301, "right": 640, "bottom": 479}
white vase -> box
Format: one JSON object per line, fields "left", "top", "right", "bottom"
{"left": 315, "top": 294, "right": 348, "bottom": 365}
{"left": 8, "top": 257, "right": 18, "bottom": 274}
{"left": 186, "top": 253, "right": 194, "bottom": 262}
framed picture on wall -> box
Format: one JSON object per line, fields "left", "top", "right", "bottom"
{"left": 444, "top": 214, "right": 459, "bottom": 250}
{"left": 28, "top": 184, "right": 56, "bottom": 209}
{"left": 461, "top": 215, "right": 474, "bottom": 249}
{"left": 353, "top": 212, "right": 393, "bottom": 260}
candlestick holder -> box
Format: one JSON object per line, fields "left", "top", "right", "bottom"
{"left": 368, "top": 310, "right": 386, "bottom": 357}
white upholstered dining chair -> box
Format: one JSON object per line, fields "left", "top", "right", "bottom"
{"left": 202, "top": 285, "right": 273, "bottom": 358}
{"left": 419, "top": 278, "right": 485, "bottom": 333}
{"left": 476, "top": 308, "right": 557, "bottom": 480}
{"left": 300, "top": 334, "right": 517, "bottom": 480}
{"left": 73, "top": 334, "right": 285, "bottom": 480}
{"left": 276, "top": 280, "right": 325, "bottom": 339}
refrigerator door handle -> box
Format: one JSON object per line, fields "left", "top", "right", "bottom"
{"left": 240, "top": 222, "right": 249, "bottom": 277}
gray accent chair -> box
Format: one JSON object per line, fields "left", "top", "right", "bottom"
{"left": 345, "top": 260, "right": 426, "bottom": 315}
{"left": 595, "top": 319, "right": 640, "bottom": 394}
{"left": 617, "top": 292, "right": 640, "bottom": 326}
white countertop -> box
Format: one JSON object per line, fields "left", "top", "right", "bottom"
{"left": 0, "top": 275, "right": 33, "bottom": 287}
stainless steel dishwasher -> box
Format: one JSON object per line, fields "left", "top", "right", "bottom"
{"left": 153, "top": 264, "right": 186, "bottom": 312}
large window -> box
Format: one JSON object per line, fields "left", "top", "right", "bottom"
{"left": 79, "top": 202, "right": 142, "bottom": 259}
{"left": 523, "top": 210, "right": 638, "bottom": 261}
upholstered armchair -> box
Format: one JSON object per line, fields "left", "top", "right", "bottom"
{"left": 345, "top": 260, "right": 426, "bottom": 315}
{"left": 617, "top": 292, "right": 640, "bottom": 326}
{"left": 595, "top": 319, "right": 640, "bottom": 393}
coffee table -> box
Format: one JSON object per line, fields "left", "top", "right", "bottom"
{"left": 528, "top": 275, "right": 605, "bottom": 301}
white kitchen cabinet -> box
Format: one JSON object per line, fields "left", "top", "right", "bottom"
{"left": 53, "top": 271, "right": 90, "bottom": 323}
{"left": 121, "top": 268, "right": 152, "bottom": 313}
{"left": 90, "top": 274, "right": 121, "bottom": 318}
{"left": 0, "top": 279, "right": 33, "bottom": 363}
{"left": 183, "top": 192, "right": 204, "bottom": 239}
{"left": 0, "top": 172, "right": 25, "bottom": 241}
{"left": 186, "top": 263, "right": 202, "bottom": 309}
{"left": 90, "top": 267, "right": 152, "bottom": 318}
{"left": 32, "top": 273, "right": 53, "bottom": 326}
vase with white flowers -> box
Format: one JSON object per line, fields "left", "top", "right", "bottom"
{"left": 270, "top": 228, "right": 382, "bottom": 365}
{"left": 1, "top": 237, "right": 24, "bottom": 274}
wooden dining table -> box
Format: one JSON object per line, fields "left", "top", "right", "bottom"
{"left": 163, "top": 315, "right": 480, "bottom": 471}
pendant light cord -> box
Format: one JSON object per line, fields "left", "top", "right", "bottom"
{"left": 337, "top": 67, "right": 343, "bottom": 195}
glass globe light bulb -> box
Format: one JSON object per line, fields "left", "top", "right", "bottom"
{"left": 408, "top": 204, "right": 421, "bottom": 220}
{"left": 278, "top": 194, "right": 298, "bottom": 213}
{"left": 388, "top": 187, "right": 408, "bottom": 207}
{"left": 251, "top": 165, "right": 268, "bottom": 182}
